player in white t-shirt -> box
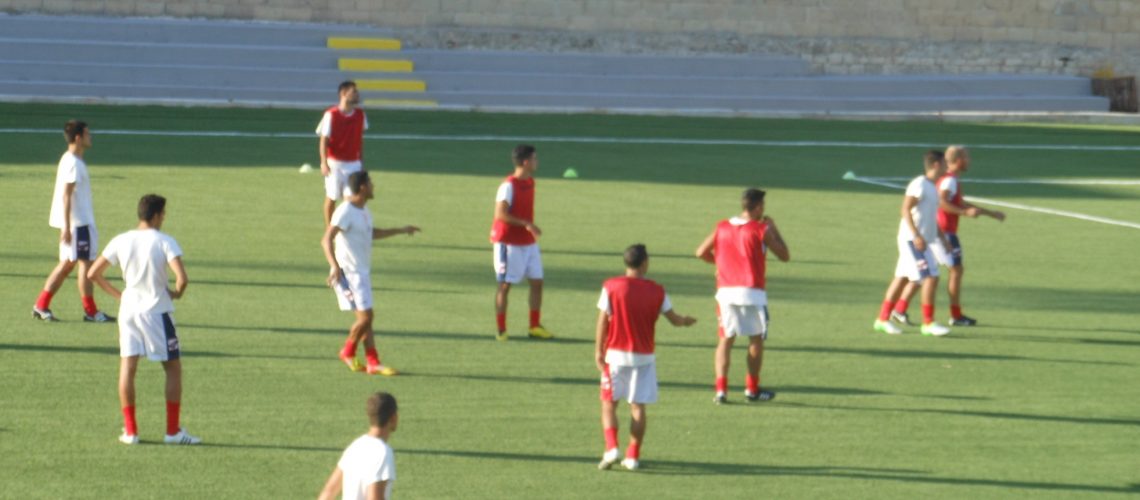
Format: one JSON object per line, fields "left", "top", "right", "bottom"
{"left": 87, "top": 194, "right": 201, "bottom": 445}
{"left": 319, "top": 392, "right": 398, "bottom": 500}
{"left": 321, "top": 170, "right": 420, "bottom": 376}
{"left": 32, "top": 120, "right": 114, "bottom": 323}
{"left": 873, "top": 151, "right": 951, "bottom": 337}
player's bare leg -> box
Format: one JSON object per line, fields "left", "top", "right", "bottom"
{"left": 339, "top": 310, "right": 371, "bottom": 371}
{"left": 323, "top": 198, "right": 336, "bottom": 227}
{"left": 745, "top": 336, "right": 774, "bottom": 401}
{"left": 358, "top": 310, "right": 395, "bottom": 376}
{"left": 714, "top": 336, "right": 734, "bottom": 403}
{"left": 33, "top": 259, "right": 76, "bottom": 321}
{"left": 890, "top": 280, "right": 920, "bottom": 325}
{"left": 920, "top": 276, "right": 950, "bottom": 336}
{"left": 75, "top": 259, "right": 111, "bottom": 321}
{"left": 598, "top": 398, "right": 621, "bottom": 469}
{"left": 623, "top": 404, "right": 646, "bottom": 470}
{"left": 875, "top": 277, "right": 910, "bottom": 334}
{"left": 118, "top": 356, "right": 140, "bottom": 443}
{"left": 946, "top": 264, "right": 975, "bottom": 325}
{"left": 161, "top": 358, "right": 200, "bottom": 444}
{"left": 527, "top": 279, "right": 553, "bottom": 339}
{"left": 495, "top": 282, "right": 510, "bottom": 340}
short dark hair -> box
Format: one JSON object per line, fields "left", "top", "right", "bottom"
{"left": 741, "top": 188, "right": 766, "bottom": 212}
{"left": 624, "top": 244, "right": 648, "bottom": 269}
{"left": 367, "top": 392, "right": 398, "bottom": 427}
{"left": 924, "top": 150, "right": 945, "bottom": 169}
{"left": 64, "top": 120, "right": 87, "bottom": 144}
{"left": 512, "top": 144, "right": 536, "bottom": 165}
{"left": 338, "top": 80, "right": 357, "bottom": 94}
{"left": 347, "top": 170, "right": 371, "bottom": 195}
{"left": 137, "top": 194, "right": 166, "bottom": 221}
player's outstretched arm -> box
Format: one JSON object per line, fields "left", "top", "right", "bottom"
{"left": 663, "top": 310, "right": 697, "bottom": 327}
{"left": 168, "top": 256, "right": 189, "bottom": 300}
{"left": 695, "top": 230, "right": 716, "bottom": 264}
{"left": 594, "top": 310, "right": 610, "bottom": 373}
{"left": 316, "top": 467, "right": 343, "bottom": 500}
{"left": 86, "top": 256, "right": 122, "bottom": 300}
{"left": 321, "top": 225, "right": 342, "bottom": 287}
{"left": 763, "top": 217, "right": 791, "bottom": 262}
{"left": 373, "top": 225, "right": 421, "bottom": 240}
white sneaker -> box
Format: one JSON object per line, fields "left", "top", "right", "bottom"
{"left": 118, "top": 432, "right": 139, "bottom": 445}
{"left": 598, "top": 448, "right": 620, "bottom": 470}
{"left": 921, "top": 323, "right": 951, "bottom": 337}
{"left": 873, "top": 320, "right": 902, "bottom": 335}
{"left": 164, "top": 428, "right": 201, "bottom": 445}
{"left": 620, "top": 458, "right": 639, "bottom": 470}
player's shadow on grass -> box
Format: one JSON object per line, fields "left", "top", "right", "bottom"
{"left": 178, "top": 323, "right": 591, "bottom": 345}
{"left": 779, "top": 401, "right": 1140, "bottom": 428}
{"left": 0, "top": 342, "right": 322, "bottom": 363}
{"left": 770, "top": 344, "right": 1131, "bottom": 367}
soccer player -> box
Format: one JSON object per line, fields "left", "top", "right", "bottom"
{"left": 87, "top": 194, "right": 200, "bottom": 445}
{"left": 318, "top": 392, "right": 399, "bottom": 500}
{"left": 890, "top": 145, "right": 1006, "bottom": 327}
{"left": 596, "top": 244, "right": 696, "bottom": 471}
{"left": 31, "top": 120, "right": 114, "bottom": 323}
{"left": 695, "top": 188, "right": 790, "bottom": 405}
{"left": 873, "top": 150, "right": 952, "bottom": 337}
{"left": 317, "top": 80, "right": 369, "bottom": 227}
{"left": 321, "top": 170, "right": 420, "bottom": 376}
{"left": 490, "top": 144, "right": 553, "bottom": 341}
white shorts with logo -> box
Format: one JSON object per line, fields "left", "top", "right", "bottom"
{"left": 333, "top": 271, "right": 373, "bottom": 311}
{"left": 717, "top": 303, "right": 769, "bottom": 339}
{"left": 493, "top": 243, "right": 543, "bottom": 284}
{"left": 601, "top": 362, "right": 658, "bottom": 404}
{"left": 58, "top": 224, "right": 98, "bottom": 262}
{"left": 895, "top": 238, "right": 940, "bottom": 282}
{"left": 119, "top": 311, "right": 181, "bottom": 362}
{"left": 324, "top": 159, "right": 363, "bottom": 201}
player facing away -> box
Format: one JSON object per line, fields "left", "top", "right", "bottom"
{"left": 321, "top": 170, "right": 420, "bottom": 376}
{"left": 889, "top": 145, "right": 1006, "bottom": 327}
{"left": 596, "top": 244, "right": 696, "bottom": 471}
{"left": 873, "top": 150, "right": 952, "bottom": 337}
{"left": 317, "top": 80, "right": 369, "bottom": 227}
{"left": 318, "top": 392, "right": 399, "bottom": 500}
{"left": 490, "top": 144, "right": 554, "bottom": 341}
{"left": 695, "top": 188, "right": 790, "bottom": 405}
{"left": 87, "top": 194, "right": 200, "bottom": 445}
{"left": 32, "top": 120, "right": 115, "bottom": 323}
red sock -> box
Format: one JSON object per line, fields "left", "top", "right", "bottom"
{"left": 496, "top": 313, "right": 506, "bottom": 333}
{"left": 529, "top": 310, "right": 541, "bottom": 329}
{"left": 893, "top": 299, "right": 909, "bottom": 315}
{"left": 122, "top": 406, "right": 138, "bottom": 436}
{"left": 35, "top": 290, "right": 54, "bottom": 310}
{"left": 878, "top": 300, "right": 894, "bottom": 321}
{"left": 603, "top": 427, "right": 619, "bottom": 450}
{"left": 950, "top": 305, "right": 962, "bottom": 319}
{"left": 715, "top": 376, "right": 728, "bottom": 393}
{"left": 922, "top": 304, "right": 934, "bottom": 324}
{"left": 166, "top": 401, "right": 181, "bottom": 435}
{"left": 365, "top": 347, "right": 380, "bottom": 367}
{"left": 746, "top": 374, "right": 759, "bottom": 394}
{"left": 341, "top": 339, "right": 356, "bottom": 358}
{"left": 81, "top": 296, "right": 98, "bottom": 316}
{"left": 627, "top": 441, "right": 641, "bottom": 460}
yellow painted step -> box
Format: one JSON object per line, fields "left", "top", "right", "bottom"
{"left": 339, "top": 58, "right": 414, "bottom": 73}
{"left": 356, "top": 79, "right": 426, "bottom": 92}
{"left": 364, "top": 99, "right": 438, "bottom": 108}
{"left": 327, "top": 37, "right": 402, "bottom": 51}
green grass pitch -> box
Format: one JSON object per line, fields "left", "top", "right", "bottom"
{"left": 0, "top": 103, "right": 1137, "bottom": 499}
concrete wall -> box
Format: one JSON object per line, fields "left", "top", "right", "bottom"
{"left": 4, "top": 0, "right": 1139, "bottom": 77}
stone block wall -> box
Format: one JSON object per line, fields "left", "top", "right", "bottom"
{"left": 3, "top": 0, "right": 1138, "bottom": 77}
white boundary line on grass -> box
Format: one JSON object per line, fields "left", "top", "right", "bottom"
{"left": 862, "top": 176, "right": 1140, "bottom": 186}
{"left": 2, "top": 127, "right": 1140, "bottom": 152}
{"left": 845, "top": 174, "right": 1140, "bottom": 230}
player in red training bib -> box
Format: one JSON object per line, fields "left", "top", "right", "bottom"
{"left": 889, "top": 145, "right": 1006, "bottom": 327}
{"left": 316, "top": 81, "right": 369, "bottom": 227}
{"left": 595, "top": 244, "right": 696, "bottom": 471}
{"left": 695, "top": 188, "right": 790, "bottom": 405}
{"left": 490, "top": 145, "right": 553, "bottom": 341}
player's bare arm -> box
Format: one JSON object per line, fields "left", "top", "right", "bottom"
{"left": 494, "top": 200, "right": 541, "bottom": 236}
{"left": 372, "top": 225, "right": 421, "bottom": 240}
{"left": 763, "top": 217, "right": 791, "bottom": 262}
{"left": 320, "top": 225, "right": 342, "bottom": 287}
{"left": 60, "top": 182, "right": 75, "bottom": 244}
{"left": 902, "top": 195, "right": 925, "bottom": 251}
{"left": 316, "top": 467, "right": 342, "bottom": 500}
{"left": 318, "top": 135, "right": 330, "bottom": 176}
{"left": 168, "top": 256, "right": 189, "bottom": 300}
{"left": 368, "top": 480, "right": 387, "bottom": 500}
{"left": 594, "top": 310, "right": 610, "bottom": 373}
{"left": 86, "top": 256, "right": 122, "bottom": 299}
{"left": 663, "top": 310, "right": 697, "bottom": 327}
{"left": 694, "top": 230, "right": 716, "bottom": 264}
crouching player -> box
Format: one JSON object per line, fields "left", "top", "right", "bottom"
{"left": 596, "top": 244, "right": 696, "bottom": 471}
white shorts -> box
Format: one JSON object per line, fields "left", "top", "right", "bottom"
{"left": 895, "top": 238, "right": 940, "bottom": 282}
{"left": 324, "top": 160, "right": 363, "bottom": 201}
{"left": 119, "top": 312, "right": 181, "bottom": 362}
{"left": 493, "top": 243, "right": 543, "bottom": 284}
{"left": 333, "top": 271, "right": 373, "bottom": 311}
{"left": 717, "top": 303, "right": 769, "bottom": 339}
{"left": 929, "top": 234, "right": 963, "bottom": 268}
{"left": 58, "top": 224, "right": 98, "bottom": 262}
{"left": 601, "top": 362, "right": 658, "bottom": 404}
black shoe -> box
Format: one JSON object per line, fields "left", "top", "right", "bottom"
{"left": 713, "top": 393, "right": 727, "bottom": 405}
{"left": 32, "top": 307, "right": 57, "bottom": 321}
{"left": 745, "top": 390, "right": 776, "bottom": 402}
{"left": 83, "top": 311, "right": 116, "bottom": 323}
{"left": 889, "top": 311, "right": 914, "bottom": 326}
{"left": 949, "top": 315, "right": 977, "bottom": 327}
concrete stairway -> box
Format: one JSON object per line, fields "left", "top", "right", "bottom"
{"left": 0, "top": 14, "right": 1110, "bottom": 113}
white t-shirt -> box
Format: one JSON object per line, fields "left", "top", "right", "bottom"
{"left": 315, "top": 109, "right": 370, "bottom": 137}
{"left": 898, "top": 175, "right": 940, "bottom": 242}
{"left": 101, "top": 229, "right": 182, "bottom": 317}
{"left": 331, "top": 202, "right": 373, "bottom": 274}
{"left": 338, "top": 434, "right": 395, "bottom": 500}
{"left": 495, "top": 181, "right": 513, "bottom": 206}
{"left": 597, "top": 288, "right": 672, "bottom": 366}
{"left": 49, "top": 152, "right": 95, "bottom": 228}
